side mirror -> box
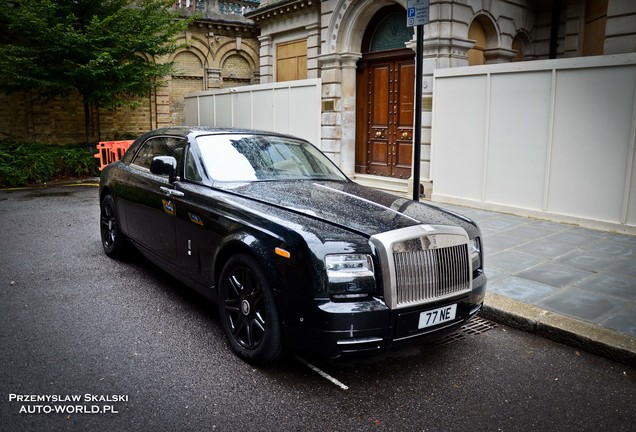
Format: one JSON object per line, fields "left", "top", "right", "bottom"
{"left": 150, "top": 156, "right": 177, "bottom": 183}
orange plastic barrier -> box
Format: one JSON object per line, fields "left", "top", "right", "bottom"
{"left": 94, "top": 140, "right": 134, "bottom": 170}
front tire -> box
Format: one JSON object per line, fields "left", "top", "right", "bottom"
{"left": 100, "top": 194, "right": 127, "bottom": 259}
{"left": 218, "top": 254, "right": 283, "bottom": 364}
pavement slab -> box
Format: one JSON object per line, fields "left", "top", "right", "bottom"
{"left": 435, "top": 201, "right": 636, "bottom": 366}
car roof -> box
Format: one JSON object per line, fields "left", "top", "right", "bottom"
{"left": 144, "top": 126, "right": 305, "bottom": 142}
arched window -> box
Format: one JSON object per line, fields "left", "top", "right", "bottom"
{"left": 171, "top": 51, "right": 204, "bottom": 125}
{"left": 511, "top": 32, "right": 532, "bottom": 62}
{"left": 468, "top": 20, "right": 487, "bottom": 65}
{"left": 223, "top": 54, "right": 253, "bottom": 86}
{"left": 582, "top": 0, "right": 607, "bottom": 56}
{"left": 368, "top": 11, "right": 414, "bottom": 52}
{"left": 511, "top": 35, "right": 524, "bottom": 62}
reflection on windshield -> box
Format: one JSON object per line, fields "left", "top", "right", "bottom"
{"left": 196, "top": 134, "right": 348, "bottom": 182}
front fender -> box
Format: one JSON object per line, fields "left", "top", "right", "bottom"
{"left": 211, "top": 229, "right": 312, "bottom": 295}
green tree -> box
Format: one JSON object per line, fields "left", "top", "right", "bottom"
{"left": 0, "top": 0, "right": 193, "bottom": 144}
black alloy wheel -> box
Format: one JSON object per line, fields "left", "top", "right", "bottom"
{"left": 100, "top": 194, "right": 127, "bottom": 258}
{"left": 218, "top": 254, "right": 282, "bottom": 364}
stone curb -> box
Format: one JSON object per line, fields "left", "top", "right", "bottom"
{"left": 481, "top": 292, "right": 636, "bottom": 367}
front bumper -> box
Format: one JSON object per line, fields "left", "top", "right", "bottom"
{"left": 282, "top": 272, "right": 487, "bottom": 359}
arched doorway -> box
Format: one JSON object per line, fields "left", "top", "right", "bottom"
{"left": 355, "top": 5, "right": 415, "bottom": 179}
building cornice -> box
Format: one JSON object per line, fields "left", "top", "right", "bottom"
{"left": 190, "top": 16, "right": 258, "bottom": 35}
{"left": 244, "top": 0, "right": 318, "bottom": 23}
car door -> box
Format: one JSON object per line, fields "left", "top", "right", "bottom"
{"left": 171, "top": 143, "right": 225, "bottom": 288}
{"left": 121, "top": 136, "right": 186, "bottom": 260}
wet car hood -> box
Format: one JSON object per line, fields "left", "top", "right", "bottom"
{"left": 220, "top": 180, "right": 477, "bottom": 238}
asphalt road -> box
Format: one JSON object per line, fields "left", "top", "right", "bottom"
{"left": 0, "top": 185, "right": 634, "bottom": 432}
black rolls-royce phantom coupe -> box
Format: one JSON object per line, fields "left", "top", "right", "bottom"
{"left": 99, "top": 127, "right": 486, "bottom": 364}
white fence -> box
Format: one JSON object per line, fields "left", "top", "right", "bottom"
{"left": 184, "top": 78, "right": 322, "bottom": 146}
{"left": 431, "top": 53, "right": 636, "bottom": 233}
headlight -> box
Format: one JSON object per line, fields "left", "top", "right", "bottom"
{"left": 325, "top": 254, "right": 376, "bottom": 299}
{"left": 470, "top": 237, "right": 482, "bottom": 271}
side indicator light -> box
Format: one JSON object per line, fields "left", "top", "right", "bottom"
{"left": 275, "top": 247, "right": 291, "bottom": 259}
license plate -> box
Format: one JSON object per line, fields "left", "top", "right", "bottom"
{"left": 418, "top": 304, "right": 457, "bottom": 329}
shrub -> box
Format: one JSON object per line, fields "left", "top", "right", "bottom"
{"left": 0, "top": 141, "right": 99, "bottom": 188}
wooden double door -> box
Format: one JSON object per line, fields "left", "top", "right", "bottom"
{"left": 356, "top": 49, "right": 415, "bottom": 179}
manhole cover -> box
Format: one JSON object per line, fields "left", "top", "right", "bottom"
{"left": 433, "top": 316, "right": 497, "bottom": 347}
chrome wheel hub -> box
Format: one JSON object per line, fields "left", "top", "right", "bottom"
{"left": 241, "top": 299, "right": 251, "bottom": 316}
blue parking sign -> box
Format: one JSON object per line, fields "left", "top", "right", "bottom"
{"left": 406, "top": 0, "right": 429, "bottom": 27}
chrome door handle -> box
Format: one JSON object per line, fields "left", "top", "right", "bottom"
{"left": 160, "top": 186, "right": 185, "bottom": 197}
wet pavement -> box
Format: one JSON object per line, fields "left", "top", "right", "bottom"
{"left": 434, "top": 201, "right": 636, "bottom": 364}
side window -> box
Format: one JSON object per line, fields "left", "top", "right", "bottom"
{"left": 131, "top": 137, "right": 185, "bottom": 177}
{"left": 184, "top": 147, "right": 202, "bottom": 182}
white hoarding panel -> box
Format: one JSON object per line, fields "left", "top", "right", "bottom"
{"left": 432, "top": 75, "right": 487, "bottom": 201}
{"left": 485, "top": 71, "right": 552, "bottom": 210}
{"left": 432, "top": 54, "right": 636, "bottom": 232}
{"left": 547, "top": 66, "right": 636, "bottom": 223}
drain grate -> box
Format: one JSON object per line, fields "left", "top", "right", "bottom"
{"left": 433, "top": 316, "right": 497, "bottom": 347}
{"left": 460, "top": 316, "right": 498, "bottom": 336}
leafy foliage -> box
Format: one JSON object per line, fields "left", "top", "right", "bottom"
{"left": 0, "top": 0, "right": 193, "bottom": 141}
{"left": 0, "top": 141, "right": 99, "bottom": 187}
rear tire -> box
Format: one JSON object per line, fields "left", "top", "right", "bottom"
{"left": 100, "top": 194, "right": 128, "bottom": 259}
{"left": 218, "top": 254, "right": 283, "bottom": 364}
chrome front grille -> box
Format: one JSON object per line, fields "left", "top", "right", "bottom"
{"left": 370, "top": 225, "right": 473, "bottom": 310}
{"left": 393, "top": 244, "right": 470, "bottom": 306}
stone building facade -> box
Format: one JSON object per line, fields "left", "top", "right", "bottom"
{"left": 0, "top": 0, "right": 261, "bottom": 144}
{"left": 2, "top": 0, "right": 635, "bottom": 169}
{"left": 246, "top": 0, "right": 636, "bottom": 191}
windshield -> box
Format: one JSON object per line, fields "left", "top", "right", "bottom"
{"left": 196, "top": 134, "right": 348, "bottom": 182}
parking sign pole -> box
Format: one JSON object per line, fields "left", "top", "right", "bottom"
{"left": 407, "top": 0, "right": 428, "bottom": 201}
{"left": 412, "top": 24, "right": 423, "bottom": 201}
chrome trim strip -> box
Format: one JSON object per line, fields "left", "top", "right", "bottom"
{"left": 393, "top": 320, "right": 462, "bottom": 342}
{"left": 336, "top": 337, "right": 384, "bottom": 346}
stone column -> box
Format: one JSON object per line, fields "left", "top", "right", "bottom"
{"left": 306, "top": 23, "right": 321, "bottom": 79}
{"left": 316, "top": 51, "right": 362, "bottom": 175}
{"left": 317, "top": 53, "right": 344, "bottom": 166}
{"left": 339, "top": 53, "right": 361, "bottom": 176}
{"left": 258, "top": 34, "right": 274, "bottom": 84}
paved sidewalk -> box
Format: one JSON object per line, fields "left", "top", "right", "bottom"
{"left": 435, "top": 202, "right": 636, "bottom": 365}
